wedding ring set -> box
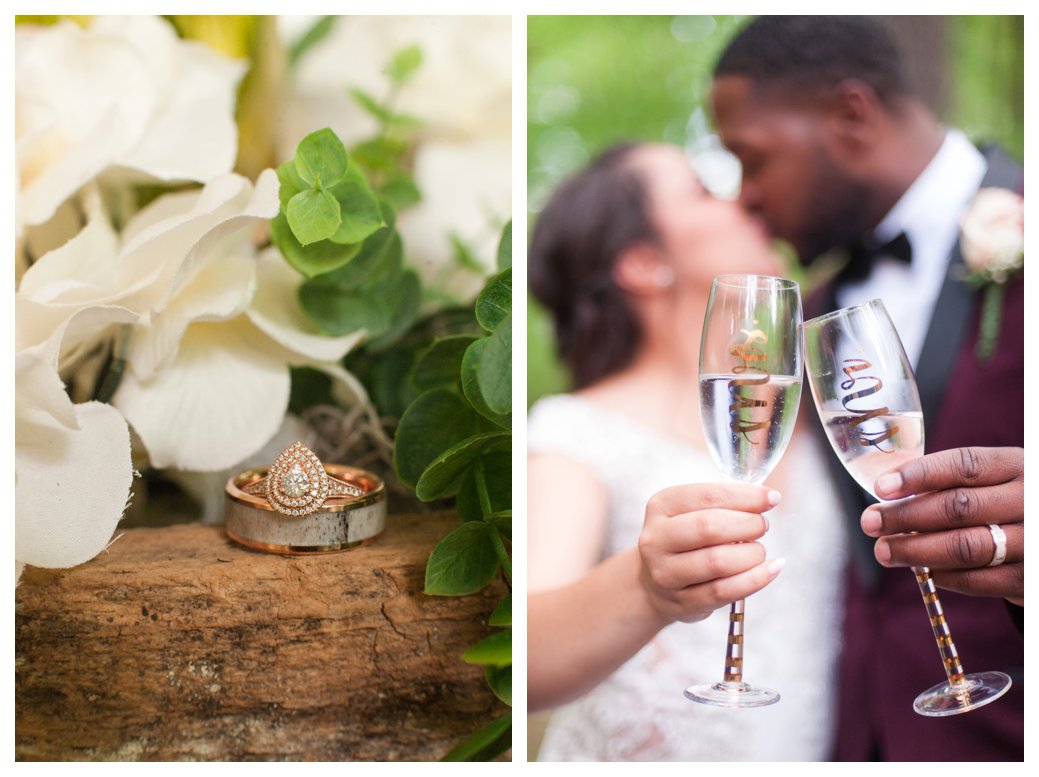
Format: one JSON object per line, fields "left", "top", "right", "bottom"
{"left": 225, "top": 441, "right": 386, "bottom": 554}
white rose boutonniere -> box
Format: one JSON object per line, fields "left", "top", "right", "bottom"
{"left": 959, "top": 187, "right": 1024, "bottom": 361}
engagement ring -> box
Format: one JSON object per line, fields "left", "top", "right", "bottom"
{"left": 243, "top": 441, "right": 365, "bottom": 516}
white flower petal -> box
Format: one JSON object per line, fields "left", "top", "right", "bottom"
{"left": 16, "top": 401, "right": 133, "bottom": 568}
{"left": 17, "top": 296, "right": 139, "bottom": 371}
{"left": 127, "top": 245, "right": 257, "bottom": 380}
{"left": 16, "top": 20, "right": 153, "bottom": 226}
{"left": 113, "top": 319, "right": 290, "bottom": 471}
{"left": 16, "top": 300, "right": 139, "bottom": 434}
{"left": 246, "top": 248, "right": 365, "bottom": 363}
{"left": 15, "top": 347, "right": 78, "bottom": 430}
{"left": 17, "top": 190, "right": 122, "bottom": 306}
{"left": 118, "top": 171, "right": 278, "bottom": 317}
{"left": 16, "top": 17, "right": 246, "bottom": 228}
{"left": 93, "top": 16, "right": 245, "bottom": 183}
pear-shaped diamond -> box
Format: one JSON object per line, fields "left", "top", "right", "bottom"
{"left": 281, "top": 464, "right": 309, "bottom": 498}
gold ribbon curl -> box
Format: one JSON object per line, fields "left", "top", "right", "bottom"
{"left": 728, "top": 328, "right": 771, "bottom": 443}
{"left": 840, "top": 358, "right": 899, "bottom": 450}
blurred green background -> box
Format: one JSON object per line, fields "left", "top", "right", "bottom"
{"left": 526, "top": 14, "right": 1024, "bottom": 407}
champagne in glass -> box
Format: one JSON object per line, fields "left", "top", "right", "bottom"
{"left": 803, "top": 299, "right": 1012, "bottom": 716}
{"left": 686, "top": 274, "right": 803, "bottom": 708}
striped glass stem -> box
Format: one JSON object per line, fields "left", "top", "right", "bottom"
{"left": 912, "top": 566, "right": 966, "bottom": 685}
{"left": 723, "top": 598, "right": 746, "bottom": 683}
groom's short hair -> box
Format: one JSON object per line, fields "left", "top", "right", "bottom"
{"left": 714, "top": 16, "right": 912, "bottom": 105}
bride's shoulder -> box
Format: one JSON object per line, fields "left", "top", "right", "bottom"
{"left": 528, "top": 393, "right": 593, "bottom": 434}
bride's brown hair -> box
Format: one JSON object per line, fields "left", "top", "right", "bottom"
{"left": 529, "top": 144, "right": 658, "bottom": 389}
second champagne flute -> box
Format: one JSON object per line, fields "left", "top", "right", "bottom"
{"left": 802, "top": 299, "right": 1012, "bottom": 716}
{"left": 685, "top": 274, "right": 802, "bottom": 708}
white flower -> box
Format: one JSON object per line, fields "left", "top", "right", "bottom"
{"left": 15, "top": 334, "right": 135, "bottom": 569}
{"left": 111, "top": 246, "right": 365, "bottom": 472}
{"left": 960, "top": 187, "right": 1024, "bottom": 283}
{"left": 16, "top": 16, "right": 245, "bottom": 239}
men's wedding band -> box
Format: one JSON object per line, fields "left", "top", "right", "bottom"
{"left": 987, "top": 524, "right": 1007, "bottom": 567}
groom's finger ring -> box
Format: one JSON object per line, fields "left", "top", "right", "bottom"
{"left": 986, "top": 524, "right": 1007, "bottom": 567}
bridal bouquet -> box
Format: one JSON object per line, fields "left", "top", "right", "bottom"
{"left": 15, "top": 15, "right": 511, "bottom": 570}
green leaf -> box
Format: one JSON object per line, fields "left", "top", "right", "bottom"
{"left": 298, "top": 283, "right": 387, "bottom": 337}
{"left": 378, "top": 170, "right": 422, "bottom": 211}
{"left": 487, "top": 510, "right": 512, "bottom": 541}
{"left": 456, "top": 452, "right": 511, "bottom": 522}
{"left": 350, "top": 86, "right": 392, "bottom": 123}
{"left": 363, "top": 347, "right": 420, "bottom": 419}
{"left": 350, "top": 136, "right": 408, "bottom": 172}
{"left": 294, "top": 127, "right": 349, "bottom": 188}
{"left": 496, "top": 220, "right": 512, "bottom": 271}
{"left": 365, "top": 268, "right": 421, "bottom": 351}
{"left": 326, "top": 163, "right": 385, "bottom": 245}
{"left": 315, "top": 203, "right": 398, "bottom": 289}
{"left": 385, "top": 43, "right": 423, "bottom": 84}
{"left": 460, "top": 338, "right": 511, "bottom": 429}
{"left": 476, "top": 313, "right": 511, "bottom": 415}
{"left": 288, "top": 16, "right": 336, "bottom": 69}
{"left": 424, "top": 521, "right": 499, "bottom": 596}
{"left": 441, "top": 712, "right": 511, "bottom": 762}
{"left": 450, "top": 233, "right": 485, "bottom": 274}
{"left": 462, "top": 629, "right": 511, "bottom": 667}
{"left": 393, "top": 389, "right": 489, "bottom": 488}
{"left": 271, "top": 213, "right": 360, "bottom": 278}
{"left": 411, "top": 336, "right": 477, "bottom": 392}
{"left": 415, "top": 432, "right": 509, "bottom": 501}
{"left": 286, "top": 189, "right": 342, "bottom": 245}
{"left": 485, "top": 664, "right": 512, "bottom": 706}
{"left": 489, "top": 593, "right": 511, "bottom": 627}
{"left": 475, "top": 268, "right": 511, "bottom": 332}
{"left": 276, "top": 160, "right": 307, "bottom": 211}
{"left": 288, "top": 366, "right": 334, "bottom": 416}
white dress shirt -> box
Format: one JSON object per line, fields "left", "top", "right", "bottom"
{"left": 836, "top": 128, "right": 986, "bottom": 368}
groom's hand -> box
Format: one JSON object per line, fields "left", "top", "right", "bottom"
{"left": 860, "top": 446, "right": 1023, "bottom": 605}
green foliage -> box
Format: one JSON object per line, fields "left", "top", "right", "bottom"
{"left": 272, "top": 128, "right": 384, "bottom": 274}
{"left": 425, "top": 521, "right": 502, "bottom": 596}
{"left": 385, "top": 44, "right": 423, "bottom": 84}
{"left": 269, "top": 47, "right": 511, "bottom": 763}
{"left": 347, "top": 43, "right": 426, "bottom": 211}
{"left": 287, "top": 15, "right": 336, "bottom": 69}
{"left": 496, "top": 221, "right": 512, "bottom": 271}
{"left": 442, "top": 712, "right": 511, "bottom": 762}
{"left": 393, "top": 220, "right": 513, "bottom": 762}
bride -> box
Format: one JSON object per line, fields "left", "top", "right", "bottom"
{"left": 527, "top": 143, "right": 847, "bottom": 761}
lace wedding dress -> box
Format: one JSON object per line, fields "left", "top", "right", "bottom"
{"left": 529, "top": 394, "right": 848, "bottom": 761}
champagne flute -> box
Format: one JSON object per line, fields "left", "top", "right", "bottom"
{"left": 802, "top": 298, "right": 1012, "bottom": 716}
{"left": 686, "top": 274, "right": 803, "bottom": 708}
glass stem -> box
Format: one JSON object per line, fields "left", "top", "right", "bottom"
{"left": 723, "top": 598, "right": 745, "bottom": 683}
{"left": 912, "top": 566, "right": 966, "bottom": 686}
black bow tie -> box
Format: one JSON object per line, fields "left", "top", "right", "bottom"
{"left": 840, "top": 232, "right": 913, "bottom": 282}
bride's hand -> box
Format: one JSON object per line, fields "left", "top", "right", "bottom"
{"left": 638, "top": 483, "right": 783, "bottom": 624}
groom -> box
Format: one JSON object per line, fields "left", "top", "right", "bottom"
{"left": 710, "top": 16, "right": 1023, "bottom": 761}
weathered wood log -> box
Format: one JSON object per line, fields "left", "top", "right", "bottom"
{"left": 15, "top": 512, "right": 508, "bottom": 761}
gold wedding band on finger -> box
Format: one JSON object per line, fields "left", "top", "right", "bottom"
{"left": 986, "top": 524, "right": 1007, "bottom": 567}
